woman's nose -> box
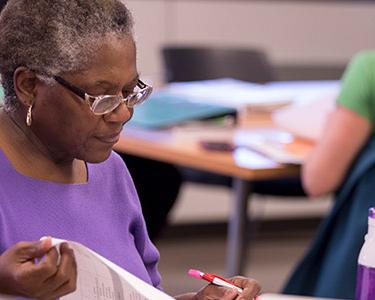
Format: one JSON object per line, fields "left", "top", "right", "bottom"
{"left": 103, "top": 102, "right": 133, "bottom": 123}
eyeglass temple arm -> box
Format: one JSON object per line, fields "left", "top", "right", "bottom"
{"left": 53, "top": 76, "right": 87, "bottom": 99}
{"left": 137, "top": 79, "right": 148, "bottom": 89}
{"left": 54, "top": 76, "right": 150, "bottom": 98}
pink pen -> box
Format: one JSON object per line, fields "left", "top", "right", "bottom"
{"left": 188, "top": 269, "right": 243, "bottom": 293}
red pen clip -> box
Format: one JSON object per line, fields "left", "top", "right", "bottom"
{"left": 188, "top": 269, "right": 243, "bottom": 293}
{"left": 202, "top": 272, "right": 231, "bottom": 284}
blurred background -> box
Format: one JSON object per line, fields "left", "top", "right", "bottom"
{"left": 127, "top": 0, "right": 375, "bottom": 85}
{"left": 124, "top": 0, "right": 375, "bottom": 296}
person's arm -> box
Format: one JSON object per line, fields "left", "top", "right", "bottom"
{"left": 0, "top": 238, "right": 77, "bottom": 299}
{"left": 302, "top": 104, "right": 371, "bottom": 197}
{"left": 174, "top": 276, "right": 261, "bottom": 300}
{"left": 303, "top": 51, "right": 375, "bottom": 197}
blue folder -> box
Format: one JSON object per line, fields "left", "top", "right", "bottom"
{"left": 128, "top": 92, "right": 236, "bottom": 129}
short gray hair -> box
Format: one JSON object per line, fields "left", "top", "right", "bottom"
{"left": 0, "top": 0, "right": 134, "bottom": 112}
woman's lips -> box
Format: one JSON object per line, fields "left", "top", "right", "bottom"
{"left": 96, "top": 132, "right": 121, "bottom": 144}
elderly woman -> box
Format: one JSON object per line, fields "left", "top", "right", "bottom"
{"left": 0, "top": 1, "right": 260, "bottom": 299}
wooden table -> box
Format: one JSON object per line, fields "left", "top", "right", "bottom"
{"left": 114, "top": 114, "right": 312, "bottom": 276}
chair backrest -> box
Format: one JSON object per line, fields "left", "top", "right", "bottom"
{"left": 162, "top": 46, "right": 275, "bottom": 83}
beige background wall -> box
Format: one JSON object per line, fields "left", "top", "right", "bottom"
{"left": 126, "top": 0, "right": 375, "bottom": 84}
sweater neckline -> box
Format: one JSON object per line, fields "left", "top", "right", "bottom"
{"left": 0, "top": 148, "right": 91, "bottom": 186}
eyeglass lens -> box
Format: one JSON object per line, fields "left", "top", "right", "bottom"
{"left": 91, "top": 85, "right": 152, "bottom": 115}
{"left": 126, "top": 87, "right": 153, "bottom": 107}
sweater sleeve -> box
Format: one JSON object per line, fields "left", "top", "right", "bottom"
{"left": 111, "top": 152, "right": 162, "bottom": 288}
{"left": 337, "top": 51, "right": 375, "bottom": 126}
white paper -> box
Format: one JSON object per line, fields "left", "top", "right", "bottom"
{"left": 165, "top": 79, "right": 291, "bottom": 108}
{"left": 234, "top": 128, "right": 304, "bottom": 165}
{"left": 234, "top": 147, "right": 279, "bottom": 169}
{"left": 48, "top": 238, "right": 174, "bottom": 300}
{"left": 0, "top": 238, "right": 173, "bottom": 300}
{"left": 164, "top": 78, "right": 340, "bottom": 109}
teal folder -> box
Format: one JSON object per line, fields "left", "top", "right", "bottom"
{"left": 128, "top": 92, "right": 236, "bottom": 129}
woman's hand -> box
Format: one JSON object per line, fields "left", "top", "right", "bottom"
{"left": 176, "top": 276, "right": 260, "bottom": 300}
{"left": 196, "top": 276, "right": 260, "bottom": 300}
{"left": 0, "top": 238, "right": 77, "bottom": 300}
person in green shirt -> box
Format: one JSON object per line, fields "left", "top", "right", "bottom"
{"left": 303, "top": 51, "right": 374, "bottom": 196}
{"left": 284, "top": 51, "right": 375, "bottom": 299}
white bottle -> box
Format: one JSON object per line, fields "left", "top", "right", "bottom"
{"left": 356, "top": 208, "right": 375, "bottom": 300}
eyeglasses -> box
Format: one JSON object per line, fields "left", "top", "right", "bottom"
{"left": 53, "top": 75, "right": 153, "bottom": 115}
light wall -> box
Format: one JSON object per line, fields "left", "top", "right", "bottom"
{"left": 126, "top": 0, "right": 375, "bottom": 84}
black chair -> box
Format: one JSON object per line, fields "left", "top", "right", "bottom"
{"left": 162, "top": 46, "right": 275, "bottom": 83}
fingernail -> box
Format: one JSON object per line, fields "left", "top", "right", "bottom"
{"left": 40, "top": 236, "right": 52, "bottom": 247}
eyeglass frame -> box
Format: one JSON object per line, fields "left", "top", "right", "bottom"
{"left": 53, "top": 75, "right": 153, "bottom": 115}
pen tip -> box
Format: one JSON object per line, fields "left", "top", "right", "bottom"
{"left": 188, "top": 269, "right": 202, "bottom": 279}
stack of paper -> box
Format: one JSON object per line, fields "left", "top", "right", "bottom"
{"left": 233, "top": 128, "right": 311, "bottom": 166}
{"left": 165, "top": 78, "right": 340, "bottom": 110}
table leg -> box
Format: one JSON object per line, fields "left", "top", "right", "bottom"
{"left": 225, "top": 178, "right": 252, "bottom": 277}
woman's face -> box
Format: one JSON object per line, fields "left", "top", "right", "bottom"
{"left": 32, "top": 36, "right": 137, "bottom": 163}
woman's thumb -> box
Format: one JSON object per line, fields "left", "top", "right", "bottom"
{"left": 17, "top": 237, "right": 53, "bottom": 260}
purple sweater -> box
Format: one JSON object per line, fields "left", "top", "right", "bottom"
{"left": 0, "top": 150, "right": 161, "bottom": 288}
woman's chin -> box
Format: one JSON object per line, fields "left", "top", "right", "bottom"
{"left": 83, "top": 148, "right": 113, "bottom": 163}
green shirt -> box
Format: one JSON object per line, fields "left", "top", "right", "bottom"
{"left": 337, "top": 51, "right": 375, "bottom": 127}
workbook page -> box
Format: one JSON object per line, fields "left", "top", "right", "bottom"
{"left": 52, "top": 239, "right": 173, "bottom": 300}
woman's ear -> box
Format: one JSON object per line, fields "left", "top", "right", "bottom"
{"left": 13, "top": 67, "right": 38, "bottom": 107}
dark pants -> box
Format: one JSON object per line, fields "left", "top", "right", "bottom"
{"left": 179, "top": 167, "right": 306, "bottom": 196}
{"left": 118, "top": 153, "right": 182, "bottom": 241}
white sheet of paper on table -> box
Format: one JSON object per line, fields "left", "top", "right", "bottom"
{"left": 233, "top": 129, "right": 303, "bottom": 166}
{"left": 165, "top": 78, "right": 340, "bottom": 109}
{"left": 234, "top": 147, "right": 279, "bottom": 169}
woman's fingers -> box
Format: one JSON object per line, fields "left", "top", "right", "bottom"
{"left": 26, "top": 247, "right": 59, "bottom": 282}
{"left": 0, "top": 241, "right": 77, "bottom": 299}
{"left": 231, "top": 277, "right": 261, "bottom": 300}
{"left": 38, "top": 243, "right": 77, "bottom": 299}
{"left": 221, "top": 288, "right": 240, "bottom": 300}
{"left": 39, "top": 278, "right": 77, "bottom": 300}
{"left": 195, "top": 284, "right": 239, "bottom": 300}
